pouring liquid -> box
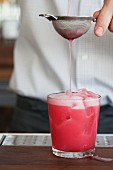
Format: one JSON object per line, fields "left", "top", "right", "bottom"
{"left": 67, "top": 0, "right": 70, "bottom": 16}
{"left": 69, "top": 39, "right": 73, "bottom": 91}
{"left": 68, "top": 0, "right": 73, "bottom": 93}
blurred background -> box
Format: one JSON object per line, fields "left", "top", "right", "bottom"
{"left": 0, "top": 0, "right": 20, "bottom": 132}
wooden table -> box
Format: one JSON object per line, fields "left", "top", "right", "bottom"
{"left": 0, "top": 146, "right": 113, "bottom": 170}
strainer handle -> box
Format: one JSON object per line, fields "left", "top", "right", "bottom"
{"left": 39, "top": 14, "right": 58, "bottom": 21}
{"left": 93, "top": 18, "right": 96, "bottom": 22}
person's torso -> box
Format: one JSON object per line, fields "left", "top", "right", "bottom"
{"left": 10, "top": 0, "right": 113, "bottom": 106}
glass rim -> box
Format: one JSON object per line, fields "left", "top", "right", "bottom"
{"left": 47, "top": 92, "right": 101, "bottom": 101}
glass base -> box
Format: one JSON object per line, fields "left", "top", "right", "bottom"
{"left": 52, "top": 147, "right": 95, "bottom": 158}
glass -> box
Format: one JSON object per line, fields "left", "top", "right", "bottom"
{"left": 48, "top": 92, "right": 101, "bottom": 158}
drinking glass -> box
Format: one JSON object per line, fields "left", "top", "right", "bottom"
{"left": 47, "top": 92, "right": 101, "bottom": 158}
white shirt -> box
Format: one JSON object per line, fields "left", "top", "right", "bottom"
{"left": 10, "top": 0, "right": 113, "bottom": 106}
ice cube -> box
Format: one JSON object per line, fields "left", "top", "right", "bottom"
{"left": 78, "top": 89, "right": 99, "bottom": 99}
{"left": 65, "top": 89, "right": 73, "bottom": 97}
{"left": 86, "top": 91, "right": 99, "bottom": 98}
{"left": 84, "top": 97, "right": 100, "bottom": 107}
{"left": 72, "top": 100, "right": 85, "bottom": 109}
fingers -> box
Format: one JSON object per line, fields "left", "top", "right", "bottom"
{"left": 93, "top": 0, "right": 113, "bottom": 37}
{"left": 93, "top": 10, "right": 101, "bottom": 18}
{"left": 108, "top": 18, "right": 113, "bottom": 32}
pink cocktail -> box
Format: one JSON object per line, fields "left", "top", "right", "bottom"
{"left": 48, "top": 89, "right": 100, "bottom": 158}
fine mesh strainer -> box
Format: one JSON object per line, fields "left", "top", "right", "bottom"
{"left": 39, "top": 14, "right": 96, "bottom": 40}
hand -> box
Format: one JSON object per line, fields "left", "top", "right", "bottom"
{"left": 93, "top": 0, "right": 113, "bottom": 36}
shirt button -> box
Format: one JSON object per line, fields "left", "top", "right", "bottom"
{"left": 81, "top": 54, "right": 88, "bottom": 60}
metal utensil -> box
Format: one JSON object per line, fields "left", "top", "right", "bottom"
{"left": 39, "top": 14, "right": 96, "bottom": 40}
